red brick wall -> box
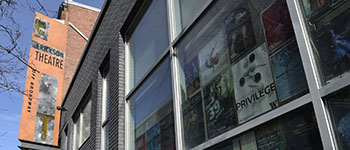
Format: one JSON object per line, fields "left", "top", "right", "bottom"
{"left": 62, "top": 4, "right": 99, "bottom": 97}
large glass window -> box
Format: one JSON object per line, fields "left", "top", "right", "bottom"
{"left": 172, "top": 0, "right": 211, "bottom": 37}
{"left": 299, "top": 0, "right": 350, "bottom": 85}
{"left": 175, "top": 0, "right": 309, "bottom": 148}
{"left": 128, "top": 56, "right": 175, "bottom": 150}
{"left": 128, "top": 0, "right": 170, "bottom": 89}
{"left": 326, "top": 86, "right": 350, "bottom": 150}
{"left": 207, "top": 104, "right": 323, "bottom": 150}
{"left": 73, "top": 100, "right": 91, "bottom": 150}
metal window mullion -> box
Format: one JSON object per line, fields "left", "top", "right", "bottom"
{"left": 170, "top": 47, "right": 184, "bottom": 150}
{"left": 168, "top": 0, "right": 185, "bottom": 149}
{"left": 319, "top": 74, "right": 350, "bottom": 97}
{"left": 287, "top": 0, "right": 336, "bottom": 149}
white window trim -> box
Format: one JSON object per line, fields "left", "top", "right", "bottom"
{"left": 101, "top": 71, "right": 109, "bottom": 150}
{"left": 73, "top": 100, "right": 91, "bottom": 150}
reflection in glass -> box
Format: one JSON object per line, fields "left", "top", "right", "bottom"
{"left": 326, "top": 87, "right": 350, "bottom": 150}
{"left": 299, "top": 0, "right": 350, "bottom": 85}
{"left": 82, "top": 100, "right": 91, "bottom": 143}
{"left": 129, "top": 0, "right": 169, "bottom": 88}
{"left": 128, "top": 56, "right": 175, "bottom": 150}
{"left": 172, "top": 0, "right": 210, "bottom": 37}
{"left": 175, "top": 0, "right": 308, "bottom": 147}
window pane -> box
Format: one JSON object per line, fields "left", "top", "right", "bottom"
{"left": 129, "top": 0, "right": 169, "bottom": 88}
{"left": 102, "top": 69, "right": 109, "bottom": 122}
{"left": 326, "top": 87, "right": 350, "bottom": 150}
{"left": 82, "top": 100, "right": 91, "bottom": 143}
{"left": 74, "top": 116, "right": 81, "bottom": 150}
{"left": 176, "top": 0, "right": 309, "bottom": 147}
{"left": 172, "top": 0, "right": 211, "bottom": 37}
{"left": 128, "top": 56, "right": 175, "bottom": 150}
{"left": 207, "top": 104, "right": 323, "bottom": 150}
{"left": 299, "top": 0, "right": 350, "bottom": 85}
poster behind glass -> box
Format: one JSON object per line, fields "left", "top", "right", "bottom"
{"left": 224, "top": 0, "right": 256, "bottom": 63}
{"left": 182, "top": 92, "right": 205, "bottom": 149}
{"left": 327, "top": 87, "right": 350, "bottom": 150}
{"left": 270, "top": 39, "right": 308, "bottom": 102}
{"left": 301, "top": 0, "right": 350, "bottom": 84}
{"left": 204, "top": 69, "right": 236, "bottom": 138}
{"left": 232, "top": 44, "right": 278, "bottom": 124}
{"left": 255, "top": 104, "right": 322, "bottom": 150}
{"left": 199, "top": 28, "right": 230, "bottom": 86}
{"left": 261, "top": 0, "right": 294, "bottom": 53}
{"left": 232, "top": 131, "right": 257, "bottom": 150}
{"left": 184, "top": 56, "right": 201, "bottom": 96}
{"left": 34, "top": 73, "right": 58, "bottom": 144}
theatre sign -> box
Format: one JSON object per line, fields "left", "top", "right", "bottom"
{"left": 18, "top": 12, "right": 67, "bottom": 146}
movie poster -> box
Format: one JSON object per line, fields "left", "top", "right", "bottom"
{"left": 232, "top": 44, "right": 278, "bottom": 124}
{"left": 232, "top": 131, "right": 257, "bottom": 150}
{"left": 261, "top": 0, "right": 294, "bottom": 53}
{"left": 34, "top": 73, "right": 58, "bottom": 144}
{"left": 199, "top": 28, "right": 230, "bottom": 86}
{"left": 135, "top": 133, "right": 146, "bottom": 150}
{"left": 146, "top": 123, "right": 160, "bottom": 143}
{"left": 255, "top": 120, "right": 286, "bottom": 150}
{"left": 270, "top": 39, "right": 308, "bottom": 102}
{"left": 224, "top": 1, "right": 256, "bottom": 63}
{"left": 182, "top": 92, "right": 205, "bottom": 149}
{"left": 185, "top": 56, "right": 201, "bottom": 96}
{"left": 309, "top": 8, "right": 350, "bottom": 84}
{"left": 203, "top": 69, "right": 236, "bottom": 139}
{"left": 34, "top": 17, "right": 49, "bottom": 41}
{"left": 160, "top": 113, "right": 175, "bottom": 150}
{"left": 327, "top": 88, "right": 350, "bottom": 150}
{"left": 282, "top": 105, "right": 322, "bottom": 150}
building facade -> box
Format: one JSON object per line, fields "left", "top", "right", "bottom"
{"left": 59, "top": 0, "right": 350, "bottom": 150}
{"left": 18, "top": 1, "right": 99, "bottom": 150}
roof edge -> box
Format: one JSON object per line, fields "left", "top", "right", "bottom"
{"left": 66, "top": 0, "right": 101, "bottom": 12}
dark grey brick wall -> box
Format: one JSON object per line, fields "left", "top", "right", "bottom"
{"left": 59, "top": 0, "right": 137, "bottom": 149}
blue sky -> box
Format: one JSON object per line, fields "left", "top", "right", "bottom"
{"left": 0, "top": 0, "right": 104, "bottom": 149}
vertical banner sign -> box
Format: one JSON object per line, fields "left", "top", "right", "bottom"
{"left": 19, "top": 12, "right": 67, "bottom": 146}
{"left": 34, "top": 73, "right": 58, "bottom": 144}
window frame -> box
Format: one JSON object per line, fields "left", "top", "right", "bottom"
{"left": 73, "top": 98, "right": 92, "bottom": 150}
{"left": 101, "top": 62, "right": 110, "bottom": 150}
{"left": 120, "top": 0, "right": 350, "bottom": 149}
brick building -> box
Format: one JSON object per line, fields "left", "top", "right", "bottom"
{"left": 18, "top": 1, "right": 99, "bottom": 150}
{"left": 59, "top": 0, "right": 350, "bottom": 150}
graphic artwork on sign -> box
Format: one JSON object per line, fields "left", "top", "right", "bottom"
{"left": 34, "top": 73, "right": 58, "bottom": 144}
{"left": 34, "top": 17, "right": 50, "bottom": 41}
